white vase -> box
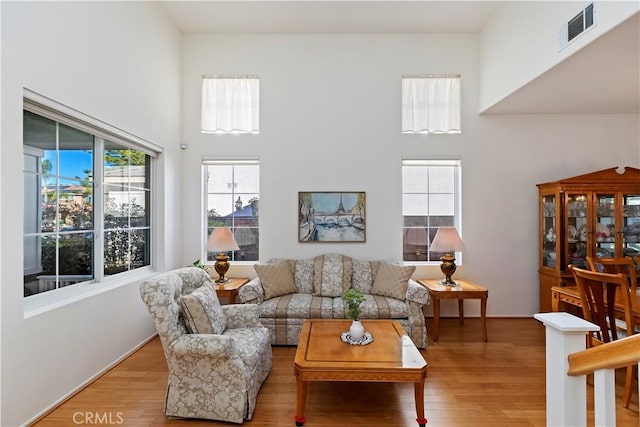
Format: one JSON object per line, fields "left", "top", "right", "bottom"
{"left": 349, "top": 320, "right": 365, "bottom": 341}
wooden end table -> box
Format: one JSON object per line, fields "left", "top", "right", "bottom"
{"left": 212, "top": 277, "right": 249, "bottom": 304}
{"left": 294, "top": 319, "right": 428, "bottom": 427}
{"left": 417, "top": 279, "right": 488, "bottom": 342}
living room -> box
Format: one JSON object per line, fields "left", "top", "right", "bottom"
{"left": 1, "top": 1, "right": 639, "bottom": 425}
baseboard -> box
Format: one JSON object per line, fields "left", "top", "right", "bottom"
{"left": 24, "top": 333, "right": 158, "bottom": 427}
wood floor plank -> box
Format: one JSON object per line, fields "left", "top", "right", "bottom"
{"left": 32, "top": 318, "right": 639, "bottom": 426}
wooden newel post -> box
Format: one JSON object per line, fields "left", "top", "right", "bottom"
{"left": 534, "top": 312, "right": 599, "bottom": 427}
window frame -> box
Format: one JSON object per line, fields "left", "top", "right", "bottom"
{"left": 401, "top": 158, "right": 462, "bottom": 265}
{"left": 201, "top": 159, "right": 260, "bottom": 264}
{"left": 22, "top": 89, "right": 160, "bottom": 304}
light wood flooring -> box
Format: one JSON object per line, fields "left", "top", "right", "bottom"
{"left": 33, "top": 318, "right": 639, "bottom": 427}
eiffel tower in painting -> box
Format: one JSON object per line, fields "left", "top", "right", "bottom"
{"left": 335, "top": 193, "right": 347, "bottom": 214}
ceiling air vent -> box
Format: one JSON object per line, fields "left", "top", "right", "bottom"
{"left": 558, "top": 3, "right": 595, "bottom": 50}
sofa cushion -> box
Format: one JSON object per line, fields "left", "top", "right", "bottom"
{"left": 371, "top": 262, "right": 415, "bottom": 300}
{"left": 313, "top": 253, "right": 353, "bottom": 297}
{"left": 258, "top": 293, "right": 334, "bottom": 319}
{"left": 351, "top": 259, "right": 380, "bottom": 294}
{"left": 292, "top": 258, "right": 315, "bottom": 294}
{"left": 180, "top": 284, "right": 226, "bottom": 334}
{"left": 254, "top": 261, "right": 297, "bottom": 300}
{"left": 333, "top": 294, "right": 409, "bottom": 319}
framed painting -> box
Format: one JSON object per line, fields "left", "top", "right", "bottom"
{"left": 298, "top": 192, "right": 366, "bottom": 243}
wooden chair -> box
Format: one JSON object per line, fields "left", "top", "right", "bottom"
{"left": 569, "top": 265, "right": 637, "bottom": 408}
{"left": 586, "top": 256, "right": 637, "bottom": 296}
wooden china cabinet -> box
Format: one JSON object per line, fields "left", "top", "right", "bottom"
{"left": 537, "top": 167, "right": 640, "bottom": 312}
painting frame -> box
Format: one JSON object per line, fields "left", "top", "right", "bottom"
{"left": 298, "top": 191, "right": 366, "bottom": 243}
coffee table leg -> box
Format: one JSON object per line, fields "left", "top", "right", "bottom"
{"left": 414, "top": 378, "right": 427, "bottom": 427}
{"left": 458, "top": 298, "right": 464, "bottom": 325}
{"left": 294, "top": 372, "right": 307, "bottom": 426}
{"left": 432, "top": 298, "right": 441, "bottom": 342}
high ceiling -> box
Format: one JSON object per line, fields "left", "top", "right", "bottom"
{"left": 160, "top": 1, "right": 500, "bottom": 34}
{"left": 159, "top": 1, "right": 640, "bottom": 114}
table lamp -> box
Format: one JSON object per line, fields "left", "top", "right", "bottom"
{"left": 430, "top": 227, "right": 466, "bottom": 286}
{"left": 207, "top": 227, "right": 239, "bottom": 284}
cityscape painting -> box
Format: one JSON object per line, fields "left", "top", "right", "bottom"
{"left": 298, "top": 192, "right": 366, "bottom": 243}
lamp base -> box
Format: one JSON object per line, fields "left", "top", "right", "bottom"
{"left": 438, "top": 278, "right": 459, "bottom": 287}
{"left": 214, "top": 252, "right": 231, "bottom": 284}
{"left": 439, "top": 253, "right": 458, "bottom": 287}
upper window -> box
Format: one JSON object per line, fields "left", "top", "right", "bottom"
{"left": 401, "top": 75, "right": 461, "bottom": 134}
{"left": 402, "top": 159, "right": 461, "bottom": 262}
{"left": 203, "top": 160, "right": 259, "bottom": 262}
{"left": 23, "top": 107, "right": 154, "bottom": 297}
{"left": 201, "top": 76, "right": 260, "bottom": 134}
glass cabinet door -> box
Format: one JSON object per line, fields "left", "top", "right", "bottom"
{"left": 595, "top": 194, "right": 616, "bottom": 258}
{"left": 567, "top": 194, "right": 588, "bottom": 269}
{"left": 622, "top": 194, "right": 640, "bottom": 257}
{"left": 541, "top": 195, "right": 556, "bottom": 268}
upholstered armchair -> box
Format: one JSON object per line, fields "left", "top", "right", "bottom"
{"left": 139, "top": 267, "right": 272, "bottom": 423}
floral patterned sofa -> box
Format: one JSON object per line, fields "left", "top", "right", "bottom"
{"left": 239, "top": 253, "right": 429, "bottom": 348}
{"left": 139, "top": 267, "right": 272, "bottom": 423}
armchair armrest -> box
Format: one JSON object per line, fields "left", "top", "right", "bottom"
{"left": 406, "top": 279, "right": 430, "bottom": 306}
{"left": 238, "top": 277, "right": 264, "bottom": 304}
{"left": 222, "top": 304, "right": 261, "bottom": 329}
{"left": 170, "top": 334, "right": 236, "bottom": 359}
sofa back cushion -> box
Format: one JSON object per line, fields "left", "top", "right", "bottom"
{"left": 255, "top": 260, "right": 298, "bottom": 300}
{"left": 371, "top": 261, "right": 415, "bottom": 300}
{"left": 180, "top": 284, "right": 226, "bottom": 334}
{"left": 292, "top": 258, "right": 315, "bottom": 293}
{"left": 351, "top": 259, "right": 380, "bottom": 294}
{"left": 313, "top": 253, "right": 353, "bottom": 297}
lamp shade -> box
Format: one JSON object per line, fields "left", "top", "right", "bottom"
{"left": 207, "top": 227, "right": 240, "bottom": 252}
{"left": 430, "top": 227, "right": 465, "bottom": 253}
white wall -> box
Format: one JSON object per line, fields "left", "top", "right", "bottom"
{"left": 479, "top": 1, "right": 640, "bottom": 112}
{"left": 181, "top": 33, "right": 639, "bottom": 319}
{"left": 0, "top": 2, "right": 182, "bottom": 425}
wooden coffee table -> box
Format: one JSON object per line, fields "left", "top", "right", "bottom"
{"left": 293, "top": 319, "right": 428, "bottom": 426}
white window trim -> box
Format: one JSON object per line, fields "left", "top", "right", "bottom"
{"left": 22, "top": 90, "right": 160, "bottom": 316}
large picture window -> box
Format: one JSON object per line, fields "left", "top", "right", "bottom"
{"left": 23, "top": 107, "right": 154, "bottom": 297}
{"left": 402, "top": 159, "right": 461, "bottom": 263}
{"left": 203, "top": 160, "right": 259, "bottom": 262}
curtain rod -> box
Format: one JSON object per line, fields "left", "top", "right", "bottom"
{"left": 402, "top": 74, "right": 461, "bottom": 78}
{"left": 202, "top": 75, "right": 259, "bottom": 79}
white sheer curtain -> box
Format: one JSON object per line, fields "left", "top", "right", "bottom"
{"left": 201, "top": 77, "right": 259, "bottom": 133}
{"left": 402, "top": 77, "right": 461, "bottom": 134}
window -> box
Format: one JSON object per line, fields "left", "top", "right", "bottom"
{"left": 203, "top": 160, "right": 259, "bottom": 262}
{"left": 402, "top": 75, "right": 461, "bottom": 134}
{"left": 201, "top": 76, "right": 259, "bottom": 134}
{"left": 402, "top": 159, "right": 461, "bottom": 262}
{"left": 23, "top": 104, "right": 155, "bottom": 297}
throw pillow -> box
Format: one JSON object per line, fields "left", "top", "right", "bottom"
{"left": 180, "top": 284, "right": 226, "bottom": 335}
{"left": 313, "top": 253, "right": 353, "bottom": 297}
{"left": 371, "top": 262, "right": 415, "bottom": 301}
{"left": 254, "top": 260, "right": 297, "bottom": 300}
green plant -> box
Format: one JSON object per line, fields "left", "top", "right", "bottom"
{"left": 192, "top": 259, "right": 206, "bottom": 270}
{"left": 341, "top": 288, "right": 365, "bottom": 321}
